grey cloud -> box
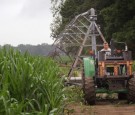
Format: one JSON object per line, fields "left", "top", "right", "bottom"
{"left": 0, "top": 0, "right": 53, "bottom": 46}
{"left": 19, "top": 0, "right": 50, "bottom": 18}
{"left": 0, "top": 0, "right": 20, "bottom": 4}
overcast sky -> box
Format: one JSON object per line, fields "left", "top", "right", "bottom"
{"left": 0, "top": 0, "right": 53, "bottom": 46}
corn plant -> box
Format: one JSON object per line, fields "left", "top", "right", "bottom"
{"left": 0, "top": 47, "right": 65, "bottom": 115}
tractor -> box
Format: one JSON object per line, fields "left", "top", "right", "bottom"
{"left": 56, "top": 8, "right": 135, "bottom": 105}
{"left": 82, "top": 40, "right": 135, "bottom": 104}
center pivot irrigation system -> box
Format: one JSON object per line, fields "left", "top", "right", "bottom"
{"left": 52, "top": 8, "right": 135, "bottom": 104}
{"left": 53, "top": 8, "right": 106, "bottom": 79}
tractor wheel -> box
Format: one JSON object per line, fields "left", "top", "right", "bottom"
{"left": 82, "top": 77, "right": 96, "bottom": 105}
{"left": 118, "top": 93, "right": 127, "bottom": 100}
{"left": 127, "top": 77, "right": 135, "bottom": 102}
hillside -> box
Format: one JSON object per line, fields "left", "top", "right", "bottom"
{"left": 1, "top": 43, "right": 55, "bottom": 56}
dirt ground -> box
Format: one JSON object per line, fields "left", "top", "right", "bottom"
{"left": 64, "top": 99, "right": 135, "bottom": 115}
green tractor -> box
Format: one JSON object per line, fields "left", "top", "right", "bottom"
{"left": 82, "top": 41, "right": 135, "bottom": 105}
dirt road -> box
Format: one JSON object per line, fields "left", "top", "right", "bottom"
{"left": 65, "top": 100, "right": 135, "bottom": 115}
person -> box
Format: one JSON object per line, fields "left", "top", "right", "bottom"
{"left": 101, "top": 42, "right": 111, "bottom": 52}
{"left": 100, "top": 42, "right": 111, "bottom": 75}
{"left": 89, "top": 50, "right": 95, "bottom": 59}
{"left": 100, "top": 42, "right": 111, "bottom": 56}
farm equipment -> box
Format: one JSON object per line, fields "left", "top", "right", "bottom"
{"left": 82, "top": 41, "right": 135, "bottom": 104}
{"left": 53, "top": 8, "right": 135, "bottom": 105}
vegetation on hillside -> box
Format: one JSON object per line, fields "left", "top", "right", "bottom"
{"left": 1, "top": 43, "right": 55, "bottom": 56}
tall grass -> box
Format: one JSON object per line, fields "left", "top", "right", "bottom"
{"left": 0, "top": 47, "right": 64, "bottom": 114}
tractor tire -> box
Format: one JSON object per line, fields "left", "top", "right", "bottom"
{"left": 82, "top": 77, "right": 96, "bottom": 105}
{"left": 118, "top": 93, "right": 127, "bottom": 100}
{"left": 127, "top": 77, "right": 135, "bottom": 102}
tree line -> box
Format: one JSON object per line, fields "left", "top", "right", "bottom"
{"left": 0, "top": 43, "right": 55, "bottom": 56}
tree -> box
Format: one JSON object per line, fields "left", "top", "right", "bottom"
{"left": 51, "top": 0, "right": 135, "bottom": 57}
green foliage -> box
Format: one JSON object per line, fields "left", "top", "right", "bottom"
{"left": 0, "top": 47, "right": 64, "bottom": 114}
{"left": 51, "top": 0, "right": 135, "bottom": 57}
{"left": 64, "top": 86, "right": 84, "bottom": 103}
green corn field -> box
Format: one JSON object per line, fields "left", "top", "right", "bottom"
{"left": 0, "top": 47, "right": 65, "bottom": 115}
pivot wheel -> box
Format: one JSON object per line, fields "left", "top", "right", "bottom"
{"left": 82, "top": 77, "right": 96, "bottom": 105}
{"left": 127, "top": 77, "right": 135, "bottom": 102}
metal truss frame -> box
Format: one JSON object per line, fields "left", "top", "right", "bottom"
{"left": 53, "top": 8, "right": 106, "bottom": 79}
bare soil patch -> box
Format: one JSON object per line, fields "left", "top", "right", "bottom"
{"left": 64, "top": 100, "right": 135, "bottom": 115}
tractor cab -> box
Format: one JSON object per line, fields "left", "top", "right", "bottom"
{"left": 97, "top": 40, "right": 133, "bottom": 79}
{"left": 91, "top": 41, "right": 134, "bottom": 101}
